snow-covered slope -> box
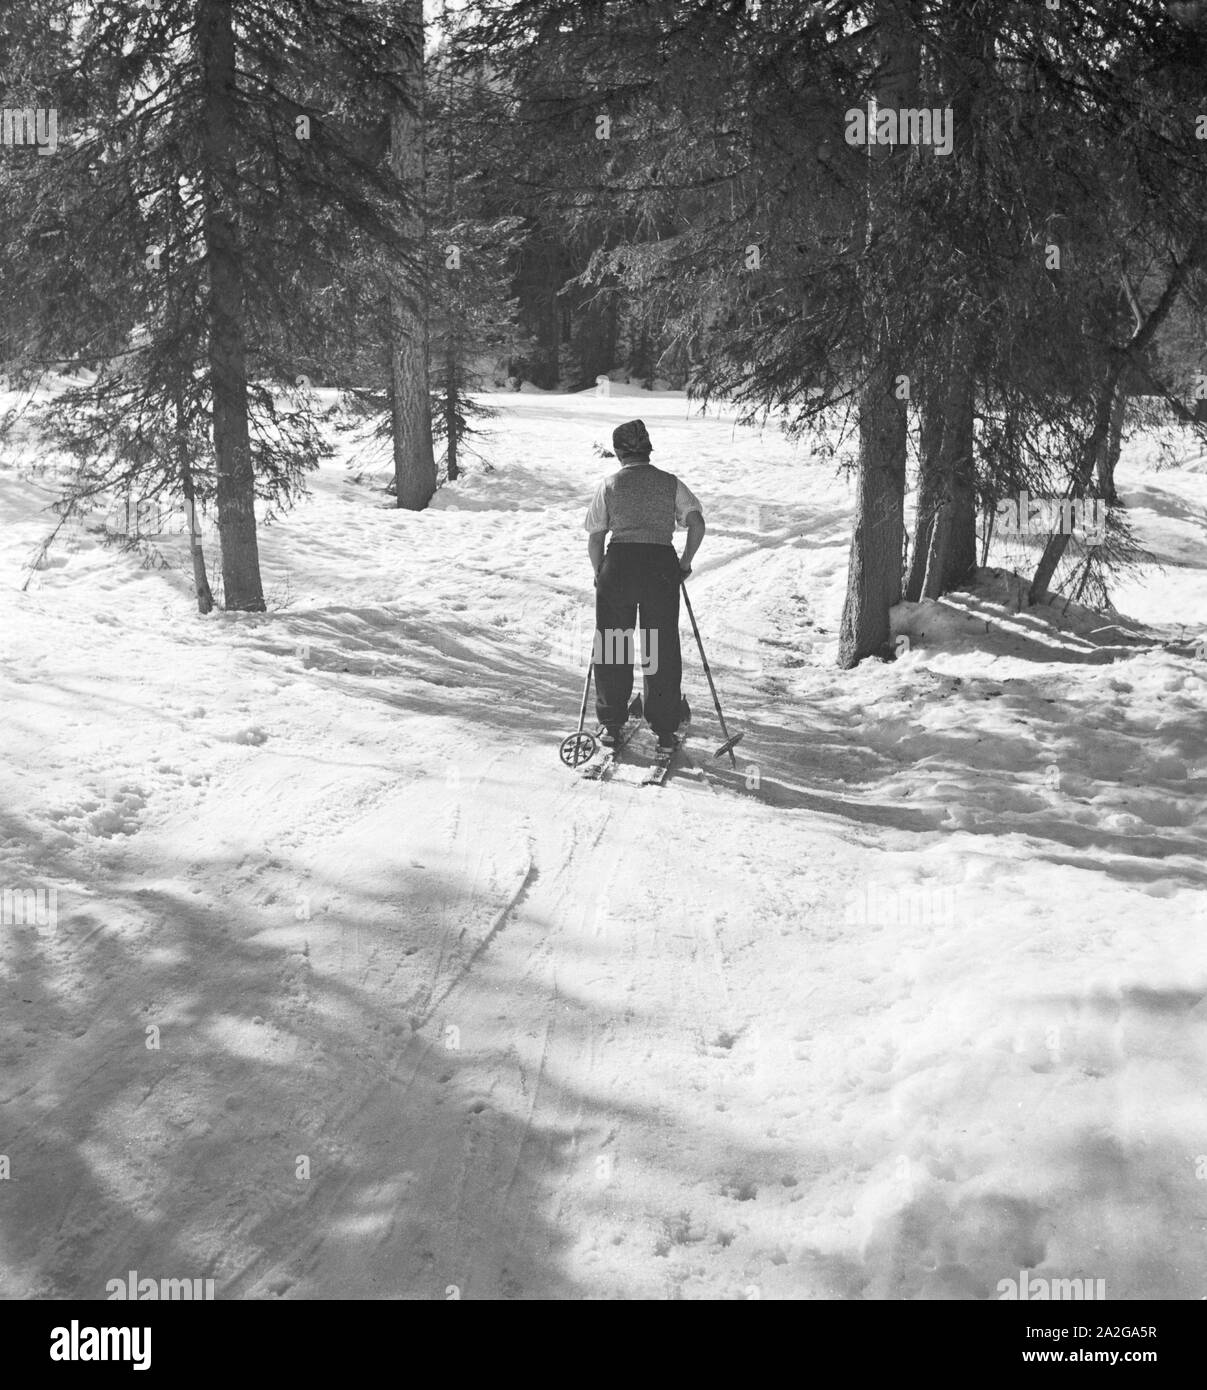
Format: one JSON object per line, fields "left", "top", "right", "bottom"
{"left": 2, "top": 385, "right": 1205, "bottom": 1299}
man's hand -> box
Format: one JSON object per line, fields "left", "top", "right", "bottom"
{"left": 680, "top": 511, "right": 705, "bottom": 578}
{"left": 587, "top": 531, "right": 606, "bottom": 585}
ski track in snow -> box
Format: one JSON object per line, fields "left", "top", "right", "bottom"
{"left": 3, "top": 385, "right": 1207, "bottom": 1299}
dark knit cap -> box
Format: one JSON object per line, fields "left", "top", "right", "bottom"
{"left": 612, "top": 418, "right": 653, "bottom": 459}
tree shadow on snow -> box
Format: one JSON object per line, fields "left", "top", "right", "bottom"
{"left": 0, "top": 799, "right": 826, "bottom": 1300}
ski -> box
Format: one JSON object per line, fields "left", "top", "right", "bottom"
{"left": 577, "top": 713, "right": 641, "bottom": 781}
{"left": 641, "top": 733, "right": 685, "bottom": 786}
{"left": 570, "top": 693, "right": 644, "bottom": 781}
{"left": 640, "top": 701, "right": 693, "bottom": 786}
{"left": 579, "top": 731, "right": 631, "bottom": 780}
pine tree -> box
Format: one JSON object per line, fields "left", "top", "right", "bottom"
{"left": 427, "top": 33, "right": 530, "bottom": 479}
{"left": 838, "top": 7, "right": 917, "bottom": 667}
{"left": 0, "top": 0, "right": 422, "bottom": 608}
{"left": 388, "top": 0, "right": 437, "bottom": 510}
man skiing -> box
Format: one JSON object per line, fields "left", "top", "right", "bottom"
{"left": 583, "top": 418, "right": 706, "bottom": 754}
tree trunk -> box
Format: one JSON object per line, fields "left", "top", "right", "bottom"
{"left": 181, "top": 462, "right": 215, "bottom": 615}
{"left": 839, "top": 367, "right": 908, "bottom": 665}
{"left": 837, "top": 6, "right": 917, "bottom": 668}
{"left": 904, "top": 381, "right": 944, "bottom": 601}
{"left": 441, "top": 11, "right": 458, "bottom": 486}
{"left": 175, "top": 383, "right": 214, "bottom": 615}
{"left": 916, "top": 344, "right": 976, "bottom": 598}
{"left": 445, "top": 349, "right": 459, "bottom": 481}
{"left": 940, "top": 11, "right": 986, "bottom": 596}
{"left": 905, "top": 7, "right": 979, "bottom": 602}
{"left": 945, "top": 457, "right": 977, "bottom": 588}
{"left": 168, "top": 180, "right": 214, "bottom": 615}
{"left": 198, "top": 0, "right": 264, "bottom": 611}
{"left": 980, "top": 501, "right": 995, "bottom": 568}
{"left": 389, "top": 0, "right": 436, "bottom": 510}
{"left": 1095, "top": 381, "right": 1125, "bottom": 504}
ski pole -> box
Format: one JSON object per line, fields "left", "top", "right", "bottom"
{"left": 575, "top": 657, "right": 593, "bottom": 737}
{"left": 558, "top": 628, "right": 644, "bottom": 769}
{"left": 559, "top": 652, "right": 599, "bottom": 767}
{"left": 680, "top": 577, "right": 744, "bottom": 768}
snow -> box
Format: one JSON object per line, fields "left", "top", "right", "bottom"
{"left": 2, "top": 385, "right": 1206, "bottom": 1300}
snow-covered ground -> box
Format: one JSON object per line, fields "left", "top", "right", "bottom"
{"left": 2, "top": 384, "right": 1206, "bottom": 1300}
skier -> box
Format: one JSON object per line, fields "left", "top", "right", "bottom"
{"left": 583, "top": 418, "right": 706, "bottom": 753}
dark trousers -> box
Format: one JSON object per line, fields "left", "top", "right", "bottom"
{"left": 594, "top": 542, "right": 683, "bottom": 734}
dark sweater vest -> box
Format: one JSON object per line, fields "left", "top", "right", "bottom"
{"left": 604, "top": 463, "right": 677, "bottom": 545}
